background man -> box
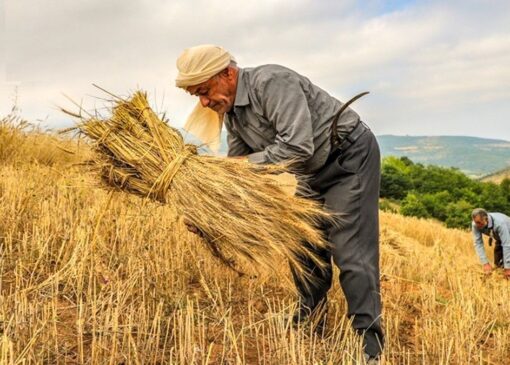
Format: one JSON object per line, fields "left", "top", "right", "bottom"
{"left": 176, "top": 44, "right": 384, "bottom": 362}
{"left": 471, "top": 208, "right": 510, "bottom": 278}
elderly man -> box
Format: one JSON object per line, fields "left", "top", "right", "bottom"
{"left": 471, "top": 208, "right": 510, "bottom": 278}
{"left": 176, "top": 45, "right": 383, "bottom": 361}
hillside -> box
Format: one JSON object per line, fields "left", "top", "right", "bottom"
{"left": 2, "top": 120, "right": 510, "bottom": 364}
{"left": 377, "top": 135, "right": 510, "bottom": 177}
{"left": 480, "top": 166, "right": 510, "bottom": 183}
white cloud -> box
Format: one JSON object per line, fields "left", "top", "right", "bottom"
{"left": 1, "top": 0, "right": 509, "bottom": 139}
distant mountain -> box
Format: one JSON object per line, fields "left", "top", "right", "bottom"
{"left": 193, "top": 131, "right": 510, "bottom": 178}
{"left": 377, "top": 135, "right": 510, "bottom": 177}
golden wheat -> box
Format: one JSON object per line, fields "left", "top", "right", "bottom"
{"left": 63, "top": 91, "right": 332, "bottom": 286}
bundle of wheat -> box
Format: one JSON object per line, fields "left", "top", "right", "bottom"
{"left": 65, "top": 90, "right": 333, "bottom": 283}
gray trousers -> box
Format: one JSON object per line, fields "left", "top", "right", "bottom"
{"left": 293, "top": 127, "right": 384, "bottom": 357}
{"left": 494, "top": 240, "right": 504, "bottom": 268}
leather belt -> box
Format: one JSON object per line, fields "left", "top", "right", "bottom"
{"left": 336, "top": 120, "right": 369, "bottom": 152}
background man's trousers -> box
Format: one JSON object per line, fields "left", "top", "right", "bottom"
{"left": 293, "top": 127, "right": 384, "bottom": 357}
{"left": 494, "top": 240, "right": 503, "bottom": 268}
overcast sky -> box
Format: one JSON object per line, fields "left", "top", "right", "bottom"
{"left": 1, "top": 0, "right": 509, "bottom": 140}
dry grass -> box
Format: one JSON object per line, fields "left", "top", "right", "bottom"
{"left": 1, "top": 117, "right": 510, "bottom": 364}
{"left": 0, "top": 111, "right": 87, "bottom": 166}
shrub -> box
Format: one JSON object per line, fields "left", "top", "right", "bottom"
{"left": 401, "top": 193, "right": 430, "bottom": 218}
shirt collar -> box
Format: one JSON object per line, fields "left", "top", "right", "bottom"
{"left": 488, "top": 214, "right": 494, "bottom": 229}
{"left": 233, "top": 68, "right": 249, "bottom": 107}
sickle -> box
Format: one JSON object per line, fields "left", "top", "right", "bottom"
{"left": 331, "top": 91, "right": 370, "bottom": 147}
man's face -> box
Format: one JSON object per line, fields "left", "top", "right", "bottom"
{"left": 186, "top": 68, "right": 237, "bottom": 114}
{"left": 473, "top": 215, "right": 488, "bottom": 229}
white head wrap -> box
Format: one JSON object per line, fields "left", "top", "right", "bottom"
{"left": 175, "top": 44, "right": 234, "bottom": 88}
{"left": 177, "top": 45, "right": 235, "bottom": 154}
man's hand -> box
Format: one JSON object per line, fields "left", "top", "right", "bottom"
{"left": 483, "top": 263, "right": 492, "bottom": 274}
{"left": 504, "top": 268, "right": 510, "bottom": 279}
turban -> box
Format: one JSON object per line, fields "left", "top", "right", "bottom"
{"left": 178, "top": 45, "right": 234, "bottom": 154}
{"left": 175, "top": 44, "right": 235, "bottom": 88}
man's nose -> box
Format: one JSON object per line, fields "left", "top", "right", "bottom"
{"left": 199, "top": 96, "right": 210, "bottom": 107}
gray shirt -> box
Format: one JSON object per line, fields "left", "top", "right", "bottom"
{"left": 224, "top": 65, "right": 360, "bottom": 173}
{"left": 472, "top": 212, "right": 510, "bottom": 268}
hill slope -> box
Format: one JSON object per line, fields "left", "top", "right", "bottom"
{"left": 377, "top": 135, "right": 510, "bottom": 177}
{"left": 480, "top": 166, "right": 510, "bottom": 183}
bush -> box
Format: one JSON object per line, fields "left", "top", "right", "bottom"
{"left": 379, "top": 198, "right": 399, "bottom": 213}
{"left": 380, "top": 164, "right": 412, "bottom": 200}
{"left": 445, "top": 200, "right": 472, "bottom": 229}
{"left": 421, "top": 191, "right": 452, "bottom": 221}
{"left": 477, "top": 183, "right": 509, "bottom": 213}
{"left": 400, "top": 193, "right": 430, "bottom": 218}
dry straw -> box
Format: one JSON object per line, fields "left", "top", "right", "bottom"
{"left": 64, "top": 90, "right": 332, "bottom": 283}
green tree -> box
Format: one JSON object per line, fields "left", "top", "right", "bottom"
{"left": 380, "top": 164, "right": 412, "bottom": 200}
{"left": 445, "top": 200, "right": 472, "bottom": 229}
{"left": 478, "top": 182, "right": 509, "bottom": 213}
{"left": 400, "top": 193, "right": 429, "bottom": 218}
{"left": 453, "top": 187, "right": 479, "bottom": 205}
{"left": 421, "top": 191, "right": 452, "bottom": 221}
{"left": 410, "top": 165, "right": 473, "bottom": 195}
{"left": 500, "top": 178, "right": 510, "bottom": 202}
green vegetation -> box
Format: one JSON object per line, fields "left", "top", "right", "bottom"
{"left": 380, "top": 156, "right": 510, "bottom": 229}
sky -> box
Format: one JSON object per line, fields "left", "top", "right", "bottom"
{"left": 1, "top": 0, "right": 509, "bottom": 140}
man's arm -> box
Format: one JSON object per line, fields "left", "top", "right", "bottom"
{"left": 247, "top": 74, "right": 314, "bottom": 166}
{"left": 472, "top": 224, "right": 489, "bottom": 265}
{"left": 226, "top": 132, "right": 252, "bottom": 157}
{"left": 224, "top": 117, "right": 252, "bottom": 157}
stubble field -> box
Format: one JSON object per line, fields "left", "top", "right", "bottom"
{"left": 1, "top": 118, "right": 509, "bottom": 364}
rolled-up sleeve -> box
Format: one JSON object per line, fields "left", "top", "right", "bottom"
{"left": 496, "top": 224, "right": 510, "bottom": 268}
{"left": 247, "top": 74, "right": 314, "bottom": 165}
{"left": 472, "top": 224, "right": 489, "bottom": 264}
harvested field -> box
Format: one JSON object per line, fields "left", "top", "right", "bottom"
{"left": 1, "top": 115, "right": 510, "bottom": 364}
